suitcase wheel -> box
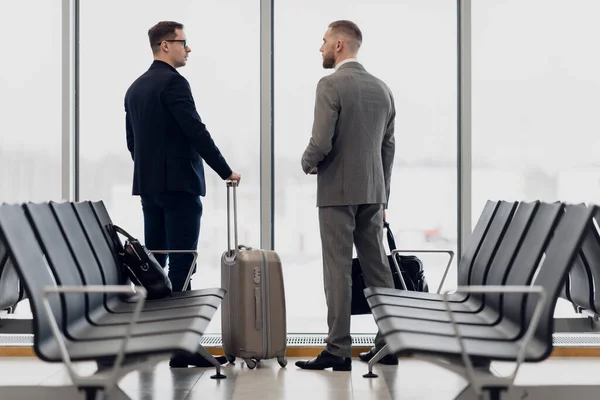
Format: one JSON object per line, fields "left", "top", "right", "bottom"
{"left": 244, "top": 358, "right": 257, "bottom": 369}
{"left": 277, "top": 356, "right": 287, "bottom": 368}
{"left": 225, "top": 354, "right": 236, "bottom": 364}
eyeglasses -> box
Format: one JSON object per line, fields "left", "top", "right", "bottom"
{"left": 158, "top": 39, "right": 188, "bottom": 48}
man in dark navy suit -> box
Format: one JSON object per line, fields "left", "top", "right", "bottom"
{"left": 124, "top": 21, "right": 240, "bottom": 368}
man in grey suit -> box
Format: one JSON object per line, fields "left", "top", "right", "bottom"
{"left": 295, "top": 20, "right": 399, "bottom": 371}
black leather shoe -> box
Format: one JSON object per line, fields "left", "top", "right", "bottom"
{"left": 358, "top": 347, "right": 398, "bottom": 365}
{"left": 169, "top": 352, "right": 227, "bottom": 368}
{"left": 295, "top": 350, "right": 351, "bottom": 371}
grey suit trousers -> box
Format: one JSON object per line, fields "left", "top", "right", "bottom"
{"left": 319, "top": 203, "right": 395, "bottom": 358}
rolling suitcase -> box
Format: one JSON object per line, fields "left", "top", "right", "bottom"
{"left": 220, "top": 181, "right": 288, "bottom": 369}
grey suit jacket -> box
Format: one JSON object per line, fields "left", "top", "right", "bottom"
{"left": 301, "top": 62, "right": 396, "bottom": 208}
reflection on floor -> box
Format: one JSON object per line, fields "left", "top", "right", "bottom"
{"left": 1, "top": 356, "right": 600, "bottom": 399}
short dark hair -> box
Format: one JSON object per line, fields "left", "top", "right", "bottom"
{"left": 328, "top": 20, "right": 362, "bottom": 48}
{"left": 148, "top": 21, "right": 184, "bottom": 54}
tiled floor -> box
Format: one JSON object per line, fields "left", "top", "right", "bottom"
{"left": 1, "top": 356, "right": 600, "bottom": 399}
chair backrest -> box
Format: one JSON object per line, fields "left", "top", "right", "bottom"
{"left": 477, "top": 201, "right": 540, "bottom": 306}
{"left": 558, "top": 206, "right": 591, "bottom": 308}
{"left": 577, "top": 216, "right": 600, "bottom": 314}
{"left": 88, "top": 201, "right": 126, "bottom": 285}
{"left": 501, "top": 202, "right": 563, "bottom": 323}
{"left": 0, "top": 204, "right": 63, "bottom": 360}
{"left": 466, "top": 201, "right": 517, "bottom": 287}
{"left": 0, "top": 243, "right": 7, "bottom": 279}
{"left": 527, "top": 203, "right": 595, "bottom": 347}
{"left": 24, "top": 203, "right": 89, "bottom": 330}
{"left": 0, "top": 238, "right": 21, "bottom": 311}
{"left": 568, "top": 247, "right": 595, "bottom": 314}
{"left": 0, "top": 243, "right": 5, "bottom": 271}
{"left": 457, "top": 200, "right": 499, "bottom": 286}
{"left": 73, "top": 201, "right": 125, "bottom": 286}
{"left": 559, "top": 273, "right": 572, "bottom": 303}
{"left": 49, "top": 202, "right": 108, "bottom": 312}
{"left": 586, "top": 207, "right": 600, "bottom": 312}
{"left": 0, "top": 249, "right": 21, "bottom": 311}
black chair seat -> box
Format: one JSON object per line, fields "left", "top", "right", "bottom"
{"left": 367, "top": 296, "right": 498, "bottom": 324}
{"left": 120, "top": 287, "right": 224, "bottom": 304}
{"left": 365, "top": 287, "right": 469, "bottom": 303}
{"left": 368, "top": 293, "right": 481, "bottom": 313}
{"left": 69, "top": 309, "right": 214, "bottom": 341}
{"left": 122, "top": 288, "right": 226, "bottom": 302}
{"left": 88, "top": 297, "right": 221, "bottom": 326}
{"left": 107, "top": 289, "right": 223, "bottom": 313}
{"left": 383, "top": 330, "right": 548, "bottom": 363}
{"left": 374, "top": 305, "right": 520, "bottom": 340}
{"left": 38, "top": 329, "right": 203, "bottom": 363}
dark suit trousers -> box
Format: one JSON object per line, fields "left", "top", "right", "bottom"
{"left": 318, "top": 204, "right": 395, "bottom": 358}
{"left": 140, "top": 193, "right": 202, "bottom": 292}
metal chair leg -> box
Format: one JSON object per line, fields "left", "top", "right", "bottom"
{"left": 196, "top": 345, "right": 226, "bottom": 379}
{"left": 363, "top": 344, "right": 390, "bottom": 378}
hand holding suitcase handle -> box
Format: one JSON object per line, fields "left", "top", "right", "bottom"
{"left": 225, "top": 180, "right": 239, "bottom": 257}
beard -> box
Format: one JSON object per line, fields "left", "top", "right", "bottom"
{"left": 322, "top": 54, "right": 335, "bottom": 69}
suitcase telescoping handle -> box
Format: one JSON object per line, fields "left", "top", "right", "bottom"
{"left": 226, "top": 180, "right": 239, "bottom": 257}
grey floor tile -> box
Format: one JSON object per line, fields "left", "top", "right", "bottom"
{"left": 120, "top": 361, "right": 205, "bottom": 392}
{"left": 493, "top": 358, "right": 600, "bottom": 386}
{"left": 37, "top": 361, "right": 98, "bottom": 386}
{"left": 380, "top": 359, "right": 468, "bottom": 399}
{"left": 1, "top": 355, "right": 600, "bottom": 399}
{"left": 231, "top": 390, "right": 354, "bottom": 400}
{"left": 186, "top": 362, "right": 241, "bottom": 400}
{"left": 0, "top": 357, "right": 62, "bottom": 385}
{"left": 125, "top": 388, "right": 191, "bottom": 400}
{"left": 352, "top": 390, "right": 393, "bottom": 400}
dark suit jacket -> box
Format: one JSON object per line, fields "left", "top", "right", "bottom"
{"left": 124, "top": 60, "right": 232, "bottom": 196}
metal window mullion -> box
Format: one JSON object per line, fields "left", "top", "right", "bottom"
{"left": 260, "top": 0, "right": 274, "bottom": 250}
{"left": 61, "top": 0, "right": 75, "bottom": 201}
{"left": 457, "top": 0, "right": 472, "bottom": 262}
{"left": 74, "top": 0, "right": 80, "bottom": 201}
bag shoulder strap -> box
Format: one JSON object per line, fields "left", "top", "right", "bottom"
{"left": 384, "top": 221, "right": 398, "bottom": 251}
{"left": 112, "top": 225, "right": 136, "bottom": 241}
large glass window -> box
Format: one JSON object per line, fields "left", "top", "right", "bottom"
{"left": 0, "top": 2, "right": 62, "bottom": 203}
{"left": 274, "top": 1, "right": 458, "bottom": 333}
{"left": 472, "top": 1, "right": 600, "bottom": 316}
{"left": 79, "top": 1, "right": 260, "bottom": 333}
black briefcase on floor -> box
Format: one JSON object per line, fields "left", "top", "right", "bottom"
{"left": 351, "top": 222, "right": 429, "bottom": 315}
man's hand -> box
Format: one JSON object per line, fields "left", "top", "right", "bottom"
{"left": 383, "top": 210, "right": 387, "bottom": 222}
{"left": 226, "top": 172, "right": 241, "bottom": 186}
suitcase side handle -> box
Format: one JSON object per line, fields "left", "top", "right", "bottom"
{"left": 226, "top": 180, "right": 239, "bottom": 256}
{"left": 254, "top": 287, "right": 262, "bottom": 330}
